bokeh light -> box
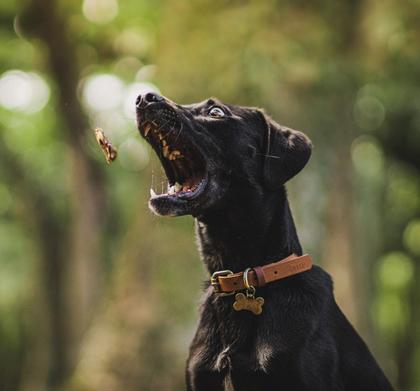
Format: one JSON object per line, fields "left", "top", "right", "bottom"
{"left": 351, "top": 135, "right": 384, "bottom": 178}
{"left": 82, "top": 0, "right": 118, "bottom": 24}
{"left": 403, "top": 219, "right": 420, "bottom": 256}
{"left": 82, "top": 74, "right": 124, "bottom": 111}
{"left": 354, "top": 85, "right": 386, "bottom": 131}
{"left": 0, "top": 70, "right": 50, "bottom": 113}
{"left": 374, "top": 293, "right": 408, "bottom": 337}
{"left": 385, "top": 163, "right": 420, "bottom": 221}
{"left": 136, "top": 65, "right": 156, "bottom": 82}
{"left": 374, "top": 251, "right": 414, "bottom": 338}
{"left": 113, "top": 29, "right": 151, "bottom": 56}
{"left": 377, "top": 252, "right": 414, "bottom": 290}
{"left": 113, "top": 56, "right": 142, "bottom": 77}
{"left": 118, "top": 137, "right": 149, "bottom": 171}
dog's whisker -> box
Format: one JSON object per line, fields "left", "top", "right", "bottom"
{"left": 163, "top": 125, "right": 177, "bottom": 139}
{"left": 173, "top": 123, "right": 184, "bottom": 144}
{"left": 256, "top": 153, "right": 282, "bottom": 159}
{"left": 154, "top": 118, "right": 172, "bottom": 135}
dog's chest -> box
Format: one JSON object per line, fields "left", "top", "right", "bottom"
{"left": 212, "top": 342, "right": 278, "bottom": 391}
{"left": 205, "top": 332, "right": 276, "bottom": 376}
{"left": 195, "top": 295, "right": 279, "bottom": 374}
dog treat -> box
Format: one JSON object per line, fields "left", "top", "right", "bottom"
{"left": 94, "top": 128, "right": 118, "bottom": 164}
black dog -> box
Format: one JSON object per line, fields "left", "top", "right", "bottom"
{"left": 136, "top": 93, "right": 394, "bottom": 391}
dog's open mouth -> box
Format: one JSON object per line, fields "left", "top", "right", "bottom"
{"left": 138, "top": 109, "right": 207, "bottom": 201}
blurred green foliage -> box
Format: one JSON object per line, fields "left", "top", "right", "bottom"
{"left": 0, "top": 0, "right": 420, "bottom": 390}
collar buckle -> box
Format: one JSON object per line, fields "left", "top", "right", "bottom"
{"left": 210, "top": 270, "right": 234, "bottom": 296}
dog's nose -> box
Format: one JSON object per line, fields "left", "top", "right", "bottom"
{"left": 136, "top": 92, "right": 164, "bottom": 109}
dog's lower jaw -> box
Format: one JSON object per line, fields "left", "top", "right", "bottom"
{"left": 148, "top": 173, "right": 229, "bottom": 217}
{"left": 148, "top": 198, "right": 187, "bottom": 217}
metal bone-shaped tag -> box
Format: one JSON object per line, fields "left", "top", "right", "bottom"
{"left": 233, "top": 292, "right": 264, "bottom": 315}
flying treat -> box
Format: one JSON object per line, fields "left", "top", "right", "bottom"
{"left": 94, "top": 128, "right": 118, "bottom": 164}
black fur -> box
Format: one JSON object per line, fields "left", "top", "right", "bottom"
{"left": 136, "top": 94, "right": 394, "bottom": 391}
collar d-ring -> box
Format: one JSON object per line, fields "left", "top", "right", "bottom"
{"left": 243, "top": 268, "right": 252, "bottom": 289}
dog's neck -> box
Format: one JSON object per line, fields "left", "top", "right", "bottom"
{"left": 196, "top": 187, "right": 303, "bottom": 274}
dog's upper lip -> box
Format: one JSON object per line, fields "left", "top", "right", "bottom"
{"left": 137, "top": 107, "right": 208, "bottom": 199}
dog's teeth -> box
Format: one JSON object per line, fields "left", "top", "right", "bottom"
{"left": 150, "top": 188, "right": 157, "bottom": 197}
{"left": 168, "top": 150, "right": 182, "bottom": 160}
{"left": 168, "top": 185, "right": 176, "bottom": 195}
{"left": 163, "top": 145, "right": 170, "bottom": 157}
{"left": 175, "top": 182, "right": 182, "bottom": 192}
{"left": 144, "top": 123, "right": 152, "bottom": 136}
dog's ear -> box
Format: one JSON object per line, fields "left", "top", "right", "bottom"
{"left": 257, "top": 110, "right": 312, "bottom": 190}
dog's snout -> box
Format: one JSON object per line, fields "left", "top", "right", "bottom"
{"left": 136, "top": 92, "right": 164, "bottom": 109}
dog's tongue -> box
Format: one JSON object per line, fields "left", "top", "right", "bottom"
{"left": 183, "top": 175, "right": 201, "bottom": 191}
{"left": 167, "top": 178, "right": 199, "bottom": 195}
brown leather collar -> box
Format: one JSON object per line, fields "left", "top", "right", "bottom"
{"left": 210, "top": 254, "right": 313, "bottom": 295}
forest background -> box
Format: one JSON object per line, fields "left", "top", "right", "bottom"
{"left": 1, "top": 1, "right": 420, "bottom": 390}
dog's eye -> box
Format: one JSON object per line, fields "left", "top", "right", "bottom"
{"left": 208, "top": 107, "right": 225, "bottom": 118}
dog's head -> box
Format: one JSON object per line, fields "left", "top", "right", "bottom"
{"left": 136, "top": 93, "right": 311, "bottom": 217}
